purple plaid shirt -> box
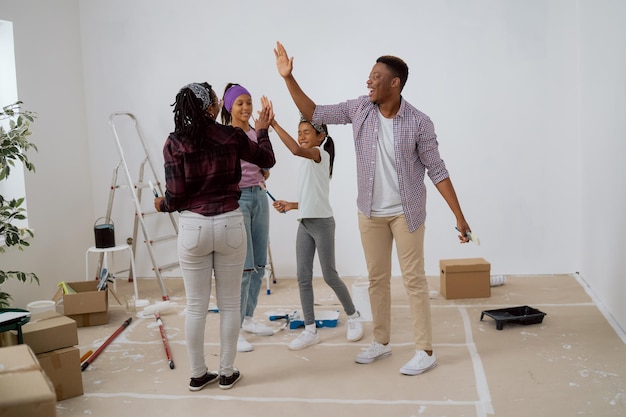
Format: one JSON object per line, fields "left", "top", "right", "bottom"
{"left": 159, "top": 124, "right": 275, "bottom": 216}
{"left": 313, "top": 95, "right": 449, "bottom": 232}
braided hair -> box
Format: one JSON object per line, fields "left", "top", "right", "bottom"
{"left": 172, "top": 82, "right": 213, "bottom": 144}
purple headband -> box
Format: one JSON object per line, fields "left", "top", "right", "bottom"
{"left": 223, "top": 85, "right": 251, "bottom": 112}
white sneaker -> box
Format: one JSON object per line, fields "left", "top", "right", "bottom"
{"left": 288, "top": 329, "right": 321, "bottom": 350}
{"left": 355, "top": 341, "right": 391, "bottom": 364}
{"left": 400, "top": 350, "right": 438, "bottom": 375}
{"left": 242, "top": 317, "right": 275, "bottom": 336}
{"left": 237, "top": 334, "right": 253, "bottom": 352}
{"left": 347, "top": 313, "right": 363, "bottom": 342}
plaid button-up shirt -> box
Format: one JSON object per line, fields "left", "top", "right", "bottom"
{"left": 160, "top": 124, "right": 275, "bottom": 216}
{"left": 313, "top": 95, "right": 449, "bottom": 232}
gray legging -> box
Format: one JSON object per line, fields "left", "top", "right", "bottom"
{"left": 296, "top": 217, "right": 357, "bottom": 325}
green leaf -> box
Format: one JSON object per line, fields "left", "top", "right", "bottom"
{"left": 1, "top": 101, "right": 38, "bottom": 307}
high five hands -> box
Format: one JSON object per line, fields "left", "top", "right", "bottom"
{"left": 254, "top": 97, "right": 274, "bottom": 131}
{"left": 260, "top": 96, "right": 276, "bottom": 128}
{"left": 274, "top": 41, "right": 293, "bottom": 78}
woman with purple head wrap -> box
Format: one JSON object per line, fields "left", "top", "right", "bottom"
{"left": 221, "top": 83, "right": 276, "bottom": 352}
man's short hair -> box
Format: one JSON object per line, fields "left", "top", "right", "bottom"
{"left": 376, "top": 55, "right": 409, "bottom": 90}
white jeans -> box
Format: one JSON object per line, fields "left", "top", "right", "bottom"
{"left": 178, "top": 209, "right": 246, "bottom": 377}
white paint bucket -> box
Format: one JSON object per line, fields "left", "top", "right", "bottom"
{"left": 351, "top": 281, "right": 373, "bottom": 322}
{"left": 26, "top": 300, "right": 56, "bottom": 314}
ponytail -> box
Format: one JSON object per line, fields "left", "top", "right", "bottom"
{"left": 322, "top": 132, "right": 335, "bottom": 179}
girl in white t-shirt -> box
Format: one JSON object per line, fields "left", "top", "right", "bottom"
{"left": 266, "top": 99, "right": 363, "bottom": 350}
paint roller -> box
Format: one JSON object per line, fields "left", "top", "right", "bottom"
{"left": 138, "top": 301, "right": 174, "bottom": 318}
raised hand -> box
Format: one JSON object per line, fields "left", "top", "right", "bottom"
{"left": 260, "top": 96, "right": 276, "bottom": 127}
{"left": 255, "top": 105, "right": 273, "bottom": 131}
{"left": 260, "top": 95, "right": 274, "bottom": 114}
{"left": 274, "top": 41, "right": 293, "bottom": 78}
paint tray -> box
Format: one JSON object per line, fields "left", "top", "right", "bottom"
{"left": 288, "top": 310, "right": 339, "bottom": 330}
{"left": 480, "top": 305, "right": 546, "bottom": 330}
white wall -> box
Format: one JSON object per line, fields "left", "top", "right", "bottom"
{"left": 578, "top": 1, "right": 626, "bottom": 336}
{"left": 1, "top": 0, "right": 624, "bottom": 335}
{"left": 77, "top": 0, "right": 580, "bottom": 281}
{"left": 0, "top": 0, "right": 94, "bottom": 307}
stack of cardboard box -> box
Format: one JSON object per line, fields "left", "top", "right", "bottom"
{"left": 0, "top": 279, "right": 112, "bottom": 412}
{"left": 5, "top": 311, "right": 84, "bottom": 401}
{"left": 0, "top": 344, "right": 58, "bottom": 417}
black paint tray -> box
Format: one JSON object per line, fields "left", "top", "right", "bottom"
{"left": 480, "top": 305, "right": 546, "bottom": 330}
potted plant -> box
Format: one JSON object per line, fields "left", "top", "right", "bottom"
{"left": 0, "top": 101, "right": 38, "bottom": 308}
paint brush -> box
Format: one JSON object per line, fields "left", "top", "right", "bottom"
{"left": 149, "top": 180, "right": 159, "bottom": 198}
{"left": 455, "top": 227, "right": 480, "bottom": 245}
{"left": 259, "top": 182, "right": 285, "bottom": 213}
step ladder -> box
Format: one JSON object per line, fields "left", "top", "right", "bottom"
{"left": 100, "top": 111, "right": 179, "bottom": 301}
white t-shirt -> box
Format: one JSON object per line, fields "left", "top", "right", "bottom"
{"left": 297, "top": 146, "right": 333, "bottom": 220}
{"left": 371, "top": 110, "right": 403, "bottom": 216}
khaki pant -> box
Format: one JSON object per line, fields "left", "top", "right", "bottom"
{"left": 358, "top": 212, "right": 432, "bottom": 351}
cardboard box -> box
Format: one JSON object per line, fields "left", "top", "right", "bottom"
{"left": 0, "top": 344, "right": 56, "bottom": 417}
{"left": 440, "top": 258, "right": 491, "bottom": 299}
{"left": 53, "top": 280, "right": 109, "bottom": 327}
{"left": 6, "top": 311, "right": 78, "bottom": 354}
{"left": 68, "top": 311, "right": 108, "bottom": 327}
{"left": 37, "top": 346, "right": 84, "bottom": 401}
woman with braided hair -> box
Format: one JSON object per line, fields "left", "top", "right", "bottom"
{"left": 154, "top": 82, "right": 275, "bottom": 391}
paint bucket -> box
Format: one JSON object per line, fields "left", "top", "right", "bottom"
{"left": 27, "top": 300, "right": 56, "bottom": 315}
{"left": 351, "top": 281, "right": 373, "bottom": 322}
{"left": 94, "top": 217, "right": 116, "bottom": 248}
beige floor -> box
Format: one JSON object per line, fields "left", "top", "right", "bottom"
{"left": 56, "top": 274, "right": 626, "bottom": 417}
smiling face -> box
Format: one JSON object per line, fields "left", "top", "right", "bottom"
{"left": 298, "top": 121, "right": 325, "bottom": 148}
{"left": 229, "top": 94, "right": 253, "bottom": 125}
{"left": 367, "top": 62, "right": 398, "bottom": 105}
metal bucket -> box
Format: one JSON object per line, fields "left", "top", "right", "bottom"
{"left": 94, "top": 217, "right": 115, "bottom": 248}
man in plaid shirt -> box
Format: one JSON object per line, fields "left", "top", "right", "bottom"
{"left": 274, "top": 42, "right": 472, "bottom": 376}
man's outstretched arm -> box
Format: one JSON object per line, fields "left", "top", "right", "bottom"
{"left": 274, "top": 41, "right": 316, "bottom": 120}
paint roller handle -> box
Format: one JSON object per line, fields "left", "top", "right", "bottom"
{"left": 81, "top": 317, "right": 132, "bottom": 371}
{"left": 155, "top": 312, "right": 175, "bottom": 369}
{"left": 269, "top": 311, "right": 298, "bottom": 321}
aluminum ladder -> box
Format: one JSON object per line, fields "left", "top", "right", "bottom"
{"left": 103, "top": 112, "right": 179, "bottom": 301}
